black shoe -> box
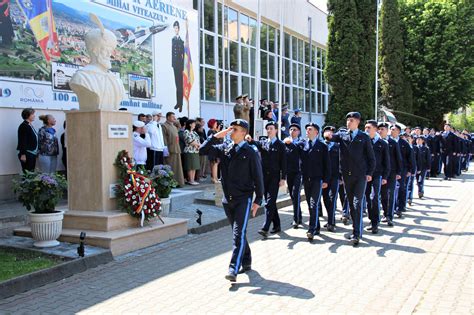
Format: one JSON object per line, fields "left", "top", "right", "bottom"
{"left": 419, "top": 193, "right": 424, "bottom": 199}
{"left": 371, "top": 226, "right": 379, "bottom": 234}
{"left": 270, "top": 228, "right": 281, "bottom": 234}
{"left": 306, "top": 232, "right": 314, "bottom": 241}
{"left": 444, "top": 176, "right": 448, "bottom": 180}
{"left": 381, "top": 216, "right": 388, "bottom": 223}
{"left": 238, "top": 265, "right": 251, "bottom": 274}
{"left": 387, "top": 219, "right": 394, "bottom": 227}
{"left": 314, "top": 230, "right": 320, "bottom": 236}
{"left": 225, "top": 273, "right": 237, "bottom": 282}
{"left": 344, "top": 233, "right": 353, "bottom": 240}
{"left": 292, "top": 221, "right": 298, "bottom": 229}
{"left": 258, "top": 229, "right": 268, "bottom": 238}
{"left": 349, "top": 235, "right": 360, "bottom": 246}
{"left": 396, "top": 211, "right": 403, "bottom": 218}
{"left": 408, "top": 199, "right": 412, "bottom": 206}
{"left": 448, "top": 178, "right": 451, "bottom": 181}
{"left": 342, "top": 216, "right": 349, "bottom": 225}
{"left": 323, "top": 223, "right": 328, "bottom": 228}
{"left": 327, "top": 225, "right": 336, "bottom": 232}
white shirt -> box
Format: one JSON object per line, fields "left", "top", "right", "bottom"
{"left": 133, "top": 132, "right": 151, "bottom": 165}
{"left": 146, "top": 121, "right": 166, "bottom": 151}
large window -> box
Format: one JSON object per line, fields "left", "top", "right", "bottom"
{"left": 199, "top": 0, "right": 329, "bottom": 114}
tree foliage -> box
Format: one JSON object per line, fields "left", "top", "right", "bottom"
{"left": 400, "top": 0, "right": 474, "bottom": 128}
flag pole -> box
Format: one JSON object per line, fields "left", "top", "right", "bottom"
{"left": 277, "top": 1, "right": 283, "bottom": 130}
{"left": 254, "top": 0, "right": 261, "bottom": 137}
{"left": 375, "top": 0, "right": 381, "bottom": 120}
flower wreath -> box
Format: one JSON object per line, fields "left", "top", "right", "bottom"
{"left": 114, "top": 150, "right": 163, "bottom": 226}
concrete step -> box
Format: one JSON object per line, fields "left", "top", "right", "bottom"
{"left": 168, "top": 189, "right": 205, "bottom": 212}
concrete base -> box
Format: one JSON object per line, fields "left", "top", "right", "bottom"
{"left": 62, "top": 210, "right": 137, "bottom": 232}
{"left": 15, "top": 217, "right": 188, "bottom": 256}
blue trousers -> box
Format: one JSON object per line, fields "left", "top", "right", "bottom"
{"left": 407, "top": 173, "right": 416, "bottom": 201}
{"left": 223, "top": 197, "right": 253, "bottom": 275}
{"left": 397, "top": 170, "right": 409, "bottom": 212}
{"left": 303, "top": 178, "right": 323, "bottom": 234}
{"left": 262, "top": 172, "right": 281, "bottom": 231}
{"left": 365, "top": 175, "right": 382, "bottom": 228}
{"left": 342, "top": 175, "right": 367, "bottom": 238}
{"left": 287, "top": 172, "right": 302, "bottom": 224}
{"left": 322, "top": 177, "right": 339, "bottom": 226}
{"left": 443, "top": 153, "right": 455, "bottom": 178}
{"left": 416, "top": 170, "right": 426, "bottom": 194}
{"left": 381, "top": 172, "right": 397, "bottom": 221}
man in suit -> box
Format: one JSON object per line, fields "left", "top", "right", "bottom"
{"left": 286, "top": 122, "right": 330, "bottom": 241}
{"left": 321, "top": 125, "right": 340, "bottom": 232}
{"left": 327, "top": 112, "right": 375, "bottom": 245}
{"left": 249, "top": 122, "right": 287, "bottom": 237}
{"left": 172, "top": 21, "right": 184, "bottom": 112}
{"left": 162, "top": 112, "right": 185, "bottom": 187}
{"left": 442, "top": 123, "right": 456, "bottom": 180}
{"left": 414, "top": 136, "right": 430, "bottom": 198}
{"left": 390, "top": 125, "right": 414, "bottom": 217}
{"left": 378, "top": 122, "right": 402, "bottom": 227}
{"left": 364, "top": 120, "right": 390, "bottom": 234}
{"left": 285, "top": 123, "right": 303, "bottom": 228}
{"left": 199, "top": 119, "right": 264, "bottom": 282}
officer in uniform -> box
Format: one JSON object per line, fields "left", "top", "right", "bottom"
{"left": 285, "top": 123, "right": 303, "bottom": 228}
{"left": 199, "top": 119, "right": 264, "bottom": 282}
{"left": 414, "top": 136, "right": 430, "bottom": 198}
{"left": 321, "top": 125, "right": 340, "bottom": 232}
{"left": 172, "top": 21, "right": 184, "bottom": 112}
{"left": 286, "top": 122, "right": 329, "bottom": 240}
{"left": 405, "top": 134, "right": 417, "bottom": 206}
{"left": 442, "top": 123, "right": 456, "bottom": 180}
{"left": 378, "top": 122, "right": 402, "bottom": 227}
{"left": 390, "top": 125, "right": 414, "bottom": 217}
{"left": 364, "top": 120, "right": 390, "bottom": 234}
{"left": 327, "top": 112, "right": 375, "bottom": 245}
{"left": 250, "top": 122, "right": 287, "bottom": 237}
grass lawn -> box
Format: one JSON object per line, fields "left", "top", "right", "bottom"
{"left": 0, "top": 248, "right": 63, "bottom": 282}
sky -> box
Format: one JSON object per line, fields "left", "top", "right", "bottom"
{"left": 308, "top": 0, "right": 328, "bottom": 13}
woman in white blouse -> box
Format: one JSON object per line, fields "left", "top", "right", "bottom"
{"left": 183, "top": 119, "right": 201, "bottom": 185}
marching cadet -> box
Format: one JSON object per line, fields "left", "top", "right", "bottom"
{"left": 321, "top": 125, "right": 340, "bottom": 232}
{"left": 248, "top": 122, "right": 287, "bottom": 237}
{"left": 414, "top": 136, "right": 430, "bottom": 199}
{"left": 199, "top": 119, "right": 264, "bottom": 282}
{"left": 422, "top": 128, "right": 432, "bottom": 179}
{"left": 390, "top": 125, "right": 414, "bottom": 217}
{"left": 364, "top": 120, "right": 390, "bottom": 234}
{"left": 285, "top": 122, "right": 330, "bottom": 240}
{"left": 378, "top": 122, "right": 402, "bottom": 227}
{"left": 442, "top": 123, "right": 456, "bottom": 180}
{"left": 285, "top": 123, "right": 303, "bottom": 228}
{"left": 405, "top": 134, "right": 417, "bottom": 206}
{"left": 336, "top": 127, "right": 350, "bottom": 225}
{"left": 327, "top": 112, "right": 375, "bottom": 245}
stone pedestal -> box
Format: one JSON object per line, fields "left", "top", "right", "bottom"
{"left": 57, "top": 110, "right": 187, "bottom": 255}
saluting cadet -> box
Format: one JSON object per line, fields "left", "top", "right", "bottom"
{"left": 285, "top": 123, "right": 303, "bottom": 228}
{"left": 199, "top": 119, "right": 264, "bottom": 282}
{"left": 390, "top": 125, "right": 414, "bottom": 218}
{"left": 285, "top": 122, "right": 330, "bottom": 240}
{"left": 321, "top": 125, "right": 340, "bottom": 232}
{"left": 327, "top": 112, "right": 376, "bottom": 245}
{"left": 364, "top": 120, "right": 390, "bottom": 234}
{"left": 249, "top": 122, "right": 287, "bottom": 238}
{"left": 336, "top": 127, "right": 350, "bottom": 225}
{"left": 414, "top": 136, "right": 430, "bottom": 199}
{"left": 378, "top": 122, "right": 402, "bottom": 227}
{"left": 442, "top": 123, "right": 456, "bottom": 180}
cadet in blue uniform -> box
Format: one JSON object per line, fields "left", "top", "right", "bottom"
{"left": 250, "top": 122, "right": 287, "bottom": 237}
{"left": 390, "top": 125, "right": 414, "bottom": 217}
{"left": 414, "top": 136, "right": 430, "bottom": 198}
{"left": 321, "top": 125, "right": 340, "bottom": 232}
{"left": 327, "top": 112, "right": 376, "bottom": 245}
{"left": 364, "top": 120, "right": 390, "bottom": 234}
{"left": 285, "top": 123, "right": 303, "bottom": 228}
{"left": 405, "top": 134, "right": 417, "bottom": 206}
{"left": 378, "top": 122, "right": 402, "bottom": 227}
{"left": 199, "top": 119, "right": 264, "bottom": 282}
{"left": 442, "top": 123, "right": 456, "bottom": 180}
{"left": 286, "top": 122, "right": 330, "bottom": 240}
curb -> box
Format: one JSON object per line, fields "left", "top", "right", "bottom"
{"left": 0, "top": 246, "right": 113, "bottom": 300}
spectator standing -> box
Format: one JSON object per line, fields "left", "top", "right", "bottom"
{"left": 207, "top": 119, "right": 222, "bottom": 183}
{"left": 38, "top": 114, "right": 59, "bottom": 173}
{"left": 183, "top": 119, "right": 201, "bottom": 185}
{"left": 17, "top": 108, "right": 38, "bottom": 173}
{"left": 195, "top": 121, "right": 208, "bottom": 179}
{"left": 132, "top": 120, "right": 151, "bottom": 167}
{"left": 161, "top": 112, "right": 185, "bottom": 187}
{"left": 145, "top": 111, "right": 167, "bottom": 171}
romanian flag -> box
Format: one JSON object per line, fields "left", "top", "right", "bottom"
{"left": 182, "top": 19, "right": 194, "bottom": 103}
{"left": 17, "top": 0, "right": 60, "bottom": 62}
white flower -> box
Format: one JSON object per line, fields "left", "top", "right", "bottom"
{"left": 140, "top": 185, "right": 144, "bottom": 189}
{"left": 126, "top": 198, "right": 131, "bottom": 202}
{"left": 132, "top": 195, "right": 136, "bottom": 200}
{"left": 133, "top": 201, "right": 137, "bottom": 205}
{"left": 141, "top": 189, "right": 145, "bottom": 193}
{"left": 153, "top": 213, "right": 157, "bottom": 217}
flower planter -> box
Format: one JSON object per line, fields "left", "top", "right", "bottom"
{"left": 160, "top": 197, "right": 171, "bottom": 216}
{"left": 29, "top": 211, "right": 64, "bottom": 248}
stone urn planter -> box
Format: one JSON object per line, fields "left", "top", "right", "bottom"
{"left": 160, "top": 197, "right": 171, "bottom": 216}
{"left": 29, "top": 211, "right": 64, "bottom": 247}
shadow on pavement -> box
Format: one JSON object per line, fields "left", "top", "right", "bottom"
{"left": 228, "top": 270, "right": 315, "bottom": 299}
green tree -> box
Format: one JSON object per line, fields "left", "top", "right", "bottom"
{"left": 325, "top": 0, "right": 371, "bottom": 126}
{"left": 379, "top": 0, "right": 413, "bottom": 122}
{"left": 400, "top": 0, "right": 474, "bottom": 128}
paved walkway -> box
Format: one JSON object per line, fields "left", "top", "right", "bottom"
{"left": 1, "top": 171, "right": 473, "bottom": 314}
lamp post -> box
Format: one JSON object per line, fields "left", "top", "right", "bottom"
{"left": 375, "top": 0, "right": 382, "bottom": 120}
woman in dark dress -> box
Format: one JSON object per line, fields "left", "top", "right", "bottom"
{"left": 206, "top": 119, "right": 222, "bottom": 183}
{"left": 17, "top": 108, "right": 38, "bottom": 173}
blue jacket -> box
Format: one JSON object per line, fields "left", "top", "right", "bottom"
{"left": 371, "top": 137, "right": 391, "bottom": 180}
{"left": 200, "top": 137, "right": 264, "bottom": 205}
{"left": 285, "top": 138, "right": 301, "bottom": 174}
{"left": 329, "top": 130, "right": 376, "bottom": 178}
{"left": 324, "top": 140, "right": 341, "bottom": 179}
{"left": 293, "top": 139, "right": 330, "bottom": 183}
{"left": 386, "top": 137, "right": 402, "bottom": 175}
{"left": 415, "top": 145, "right": 431, "bottom": 172}
{"left": 252, "top": 138, "right": 287, "bottom": 180}
{"left": 397, "top": 138, "right": 415, "bottom": 173}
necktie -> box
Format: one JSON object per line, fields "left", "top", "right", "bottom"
{"left": 308, "top": 140, "right": 313, "bottom": 149}
{"left": 350, "top": 130, "right": 353, "bottom": 141}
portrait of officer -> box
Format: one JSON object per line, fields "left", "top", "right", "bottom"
{"left": 327, "top": 112, "right": 375, "bottom": 245}
{"left": 172, "top": 20, "right": 184, "bottom": 112}
{"left": 199, "top": 119, "right": 264, "bottom": 282}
